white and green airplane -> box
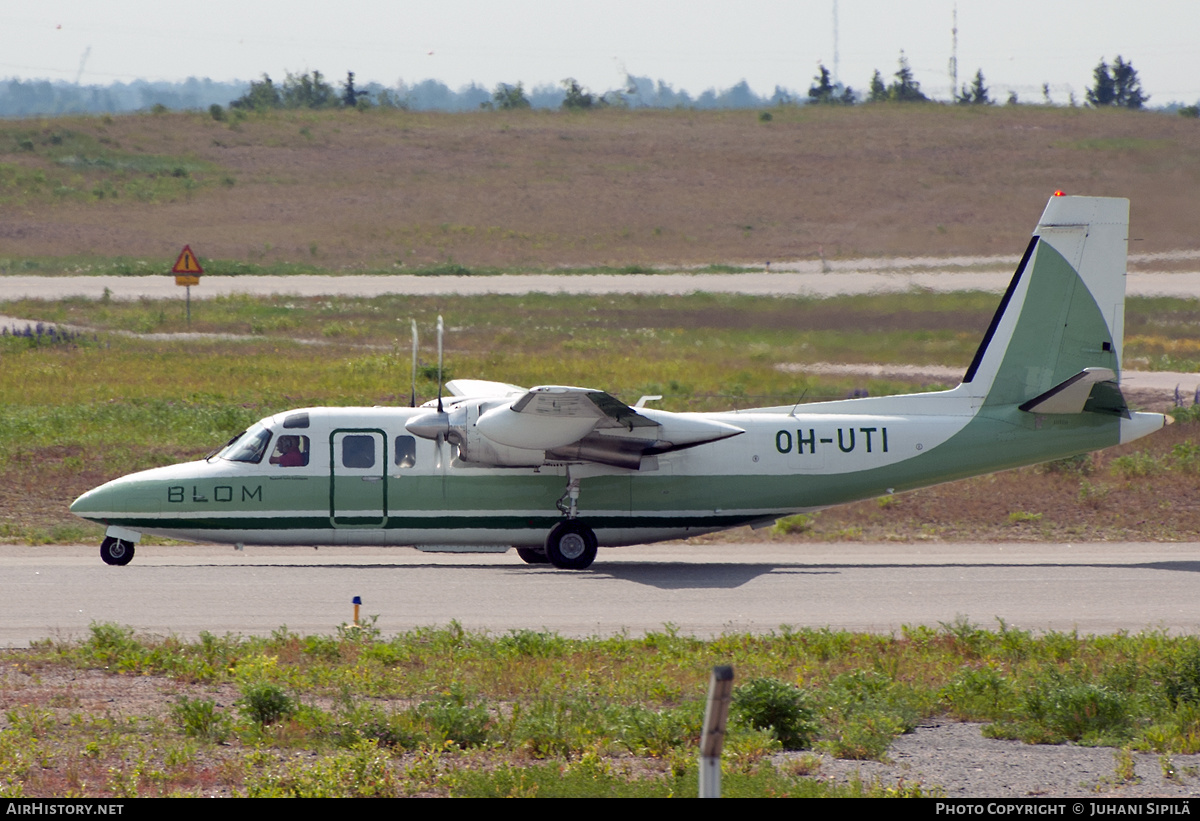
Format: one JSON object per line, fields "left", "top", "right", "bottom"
{"left": 72, "top": 194, "right": 1168, "bottom": 569}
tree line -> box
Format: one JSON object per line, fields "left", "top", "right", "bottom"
{"left": 2, "top": 55, "right": 1194, "bottom": 118}
{"left": 805, "top": 53, "right": 1156, "bottom": 111}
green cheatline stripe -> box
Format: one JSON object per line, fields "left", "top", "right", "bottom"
{"left": 97, "top": 513, "right": 766, "bottom": 532}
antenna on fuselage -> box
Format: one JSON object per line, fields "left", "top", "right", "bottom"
{"left": 410, "top": 319, "right": 419, "bottom": 407}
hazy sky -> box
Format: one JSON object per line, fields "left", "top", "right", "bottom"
{"left": 3, "top": 1, "right": 1198, "bottom": 105}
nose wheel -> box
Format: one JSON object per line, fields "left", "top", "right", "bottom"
{"left": 544, "top": 521, "right": 597, "bottom": 570}
{"left": 100, "top": 536, "right": 135, "bottom": 566}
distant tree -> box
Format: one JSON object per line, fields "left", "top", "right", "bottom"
{"left": 341, "top": 72, "right": 369, "bottom": 108}
{"left": 282, "top": 71, "right": 337, "bottom": 109}
{"left": 561, "top": 78, "right": 594, "bottom": 110}
{"left": 374, "top": 88, "right": 407, "bottom": 109}
{"left": 230, "top": 74, "right": 281, "bottom": 111}
{"left": 1086, "top": 59, "right": 1116, "bottom": 107}
{"left": 1181, "top": 104, "right": 1200, "bottom": 118}
{"left": 808, "top": 65, "right": 854, "bottom": 106}
{"left": 771, "top": 85, "right": 795, "bottom": 106}
{"left": 598, "top": 89, "right": 628, "bottom": 108}
{"left": 888, "top": 52, "right": 927, "bottom": 102}
{"left": 867, "top": 70, "right": 888, "bottom": 102}
{"left": 1006, "top": 90, "right": 1019, "bottom": 106}
{"left": 493, "top": 82, "right": 531, "bottom": 110}
{"left": 1110, "top": 56, "right": 1148, "bottom": 109}
{"left": 808, "top": 64, "right": 835, "bottom": 104}
{"left": 1087, "top": 56, "right": 1148, "bottom": 109}
{"left": 956, "top": 69, "right": 991, "bottom": 105}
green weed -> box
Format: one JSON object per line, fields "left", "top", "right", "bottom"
{"left": 238, "top": 682, "right": 296, "bottom": 726}
{"left": 170, "top": 696, "right": 231, "bottom": 743}
{"left": 732, "top": 677, "right": 819, "bottom": 750}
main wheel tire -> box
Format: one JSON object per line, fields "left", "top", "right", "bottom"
{"left": 544, "top": 521, "right": 598, "bottom": 570}
{"left": 100, "top": 536, "right": 134, "bottom": 566}
{"left": 516, "top": 547, "right": 551, "bottom": 564}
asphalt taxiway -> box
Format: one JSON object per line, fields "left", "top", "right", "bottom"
{"left": 2, "top": 542, "right": 1196, "bottom": 645}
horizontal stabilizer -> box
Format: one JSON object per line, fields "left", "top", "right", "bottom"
{"left": 1018, "top": 367, "right": 1116, "bottom": 414}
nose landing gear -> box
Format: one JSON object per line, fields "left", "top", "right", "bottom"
{"left": 100, "top": 536, "right": 135, "bottom": 566}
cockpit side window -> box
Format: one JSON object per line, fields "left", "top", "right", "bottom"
{"left": 270, "top": 434, "right": 310, "bottom": 467}
{"left": 222, "top": 425, "right": 273, "bottom": 464}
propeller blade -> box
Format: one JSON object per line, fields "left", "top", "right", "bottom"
{"left": 436, "top": 315, "right": 444, "bottom": 414}
{"left": 410, "top": 319, "right": 418, "bottom": 407}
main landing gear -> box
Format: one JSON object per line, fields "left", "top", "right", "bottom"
{"left": 516, "top": 470, "right": 599, "bottom": 570}
{"left": 100, "top": 536, "right": 135, "bottom": 566}
{"left": 544, "top": 520, "right": 598, "bottom": 570}
{"left": 542, "top": 470, "right": 598, "bottom": 569}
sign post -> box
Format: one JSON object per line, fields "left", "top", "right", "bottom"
{"left": 171, "top": 245, "right": 203, "bottom": 327}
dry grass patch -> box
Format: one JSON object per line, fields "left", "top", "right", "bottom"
{"left": 1, "top": 106, "right": 1198, "bottom": 271}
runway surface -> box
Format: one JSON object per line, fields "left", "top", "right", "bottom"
{"left": 3, "top": 542, "right": 1198, "bottom": 646}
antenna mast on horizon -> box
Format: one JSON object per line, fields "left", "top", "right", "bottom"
{"left": 948, "top": 3, "right": 958, "bottom": 99}
{"left": 832, "top": 0, "right": 840, "bottom": 86}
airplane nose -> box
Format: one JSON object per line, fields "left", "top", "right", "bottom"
{"left": 70, "top": 484, "right": 109, "bottom": 520}
{"left": 70, "top": 477, "right": 155, "bottom": 519}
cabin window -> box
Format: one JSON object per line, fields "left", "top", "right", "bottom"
{"left": 341, "top": 435, "right": 376, "bottom": 469}
{"left": 269, "top": 434, "right": 310, "bottom": 467}
{"left": 222, "top": 424, "right": 272, "bottom": 464}
{"left": 282, "top": 412, "right": 310, "bottom": 429}
{"left": 395, "top": 436, "right": 416, "bottom": 468}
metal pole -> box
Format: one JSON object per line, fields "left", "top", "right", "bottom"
{"left": 700, "top": 665, "right": 734, "bottom": 798}
{"left": 186, "top": 285, "right": 191, "bottom": 328}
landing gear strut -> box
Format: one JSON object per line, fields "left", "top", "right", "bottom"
{"left": 100, "top": 536, "right": 135, "bottom": 566}
{"left": 555, "top": 476, "right": 581, "bottom": 518}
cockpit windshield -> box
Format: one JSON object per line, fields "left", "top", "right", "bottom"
{"left": 219, "top": 423, "right": 273, "bottom": 464}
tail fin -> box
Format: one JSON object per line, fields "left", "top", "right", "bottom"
{"left": 961, "top": 195, "right": 1128, "bottom": 411}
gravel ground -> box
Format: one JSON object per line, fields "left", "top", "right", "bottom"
{"left": 792, "top": 720, "right": 1200, "bottom": 798}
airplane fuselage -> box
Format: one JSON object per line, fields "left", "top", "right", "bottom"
{"left": 70, "top": 391, "right": 1157, "bottom": 550}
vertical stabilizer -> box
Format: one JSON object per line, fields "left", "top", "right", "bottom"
{"left": 960, "top": 195, "right": 1128, "bottom": 407}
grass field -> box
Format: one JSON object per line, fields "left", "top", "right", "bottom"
{"left": 1, "top": 105, "right": 1199, "bottom": 273}
{"left": 4, "top": 621, "right": 1200, "bottom": 796}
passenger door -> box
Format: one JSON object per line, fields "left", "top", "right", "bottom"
{"left": 330, "top": 429, "right": 387, "bottom": 527}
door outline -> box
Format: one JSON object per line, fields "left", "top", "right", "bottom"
{"left": 329, "top": 428, "right": 388, "bottom": 527}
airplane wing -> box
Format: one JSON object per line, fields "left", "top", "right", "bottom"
{"left": 444, "top": 379, "right": 527, "bottom": 399}
{"left": 509, "top": 386, "right": 659, "bottom": 428}
{"left": 474, "top": 385, "right": 744, "bottom": 469}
